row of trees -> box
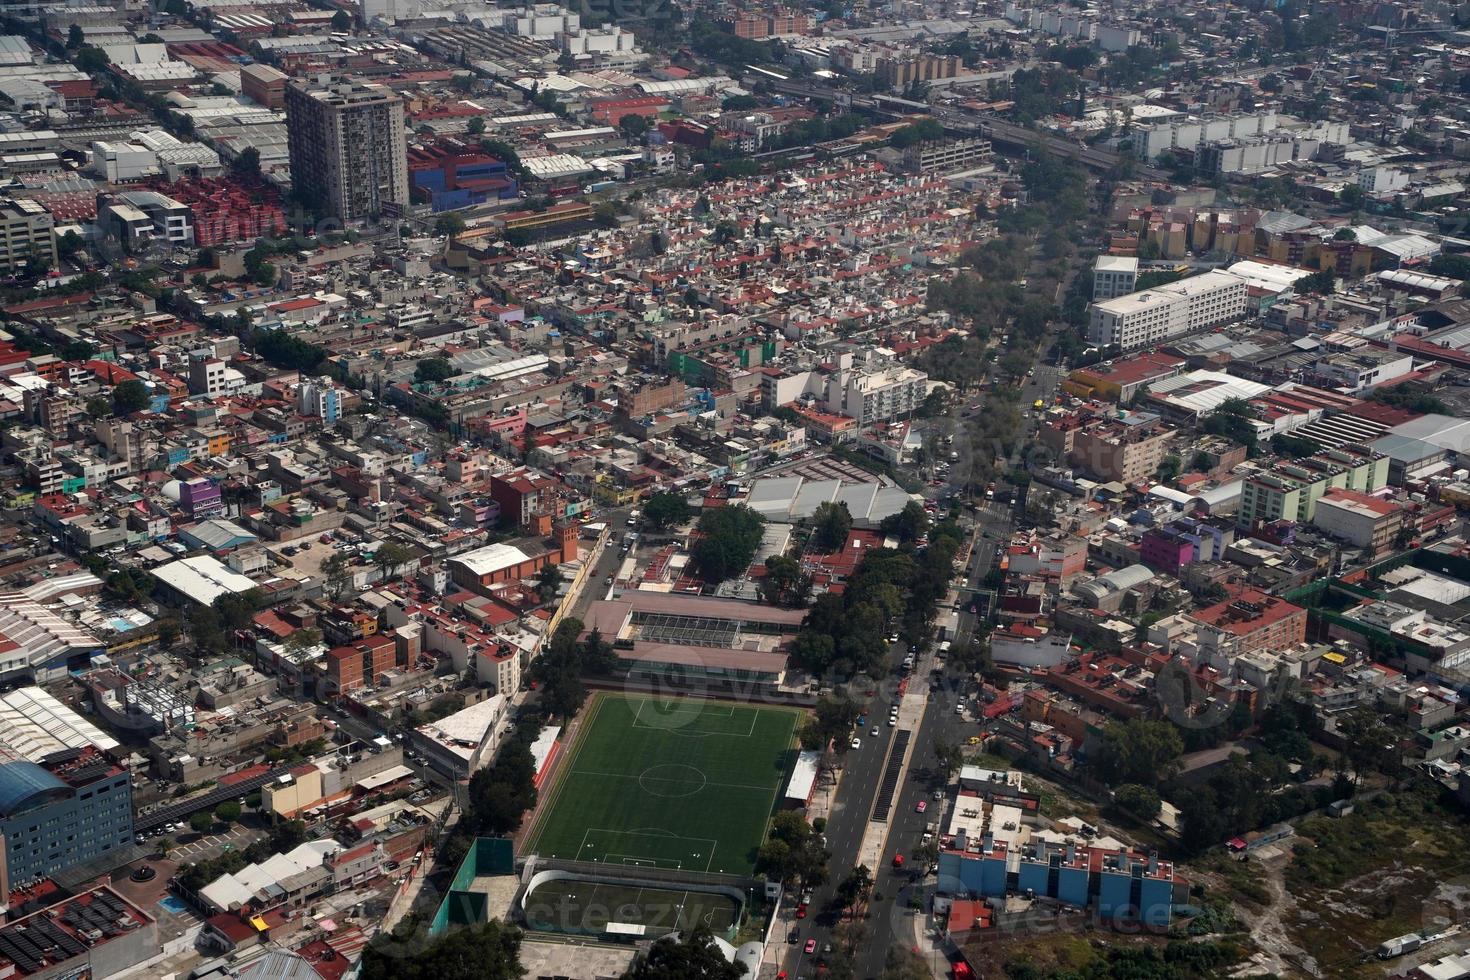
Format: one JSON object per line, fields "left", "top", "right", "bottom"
{"left": 529, "top": 619, "right": 616, "bottom": 719}
{"left": 789, "top": 519, "right": 965, "bottom": 679}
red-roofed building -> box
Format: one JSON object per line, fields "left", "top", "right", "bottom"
{"left": 1185, "top": 587, "right": 1306, "bottom": 664}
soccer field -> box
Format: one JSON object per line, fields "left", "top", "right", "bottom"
{"left": 527, "top": 694, "right": 800, "bottom": 876}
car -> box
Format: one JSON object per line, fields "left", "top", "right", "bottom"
{"left": 892, "top": 853, "right": 904, "bottom": 868}
{"left": 804, "top": 939, "right": 817, "bottom": 955}
{"left": 788, "top": 928, "right": 800, "bottom": 944}
{"left": 888, "top": 716, "right": 897, "bottom": 726}
{"left": 933, "top": 789, "right": 944, "bottom": 801}
{"left": 605, "top": 575, "right": 614, "bottom": 585}
{"left": 850, "top": 737, "right": 861, "bottom": 749}
{"left": 857, "top": 715, "right": 867, "bottom": 727}
{"left": 870, "top": 727, "right": 879, "bottom": 737}
{"left": 955, "top": 703, "right": 965, "bottom": 716}
{"left": 916, "top": 800, "right": 928, "bottom": 813}
{"left": 967, "top": 736, "right": 982, "bottom": 746}
{"left": 796, "top": 904, "right": 807, "bottom": 919}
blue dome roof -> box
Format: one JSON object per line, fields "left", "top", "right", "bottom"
{"left": 0, "top": 760, "right": 69, "bottom": 818}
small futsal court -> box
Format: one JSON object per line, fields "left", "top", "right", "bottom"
{"left": 527, "top": 693, "right": 800, "bottom": 876}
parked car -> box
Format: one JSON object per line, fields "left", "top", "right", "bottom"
{"left": 804, "top": 939, "right": 817, "bottom": 954}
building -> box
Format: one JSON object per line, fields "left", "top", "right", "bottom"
{"left": 1237, "top": 446, "right": 1390, "bottom": 529}
{"left": 1092, "top": 255, "right": 1138, "bottom": 301}
{"left": 580, "top": 591, "right": 804, "bottom": 684}
{"left": 408, "top": 145, "right": 517, "bottom": 212}
{"left": 240, "top": 62, "right": 287, "bottom": 109}
{"left": 1062, "top": 352, "right": 1186, "bottom": 404}
{"left": 446, "top": 525, "right": 578, "bottom": 592}
{"left": 899, "top": 138, "right": 992, "bottom": 174}
{"left": 297, "top": 379, "right": 342, "bottom": 422}
{"left": 1311, "top": 489, "right": 1403, "bottom": 555}
{"left": 1139, "top": 517, "right": 1233, "bottom": 574}
{"left": 1087, "top": 271, "right": 1248, "bottom": 351}
{"left": 285, "top": 76, "right": 409, "bottom": 221}
{"left": 1185, "top": 588, "right": 1307, "bottom": 665}
{"left": 826, "top": 361, "right": 927, "bottom": 425}
{"left": 0, "top": 885, "right": 156, "bottom": 978}
{"left": 101, "top": 190, "right": 193, "bottom": 247}
{"left": 1069, "top": 412, "right": 1175, "bottom": 484}
{"left": 0, "top": 733, "right": 132, "bottom": 896}
{"left": 939, "top": 836, "right": 1184, "bottom": 928}
{"left": 0, "top": 198, "right": 54, "bottom": 275}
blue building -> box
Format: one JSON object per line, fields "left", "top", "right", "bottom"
{"left": 408, "top": 146, "right": 518, "bottom": 212}
{"left": 939, "top": 835, "right": 1182, "bottom": 928}
{"left": 0, "top": 749, "right": 133, "bottom": 889}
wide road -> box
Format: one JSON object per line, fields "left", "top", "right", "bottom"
{"left": 777, "top": 639, "right": 907, "bottom": 979}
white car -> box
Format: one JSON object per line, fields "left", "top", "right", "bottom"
{"left": 955, "top": 704, "right": 965, "bottom": 716}
{"left": 850, "top": 737, "right": 861, "bottom": 750}
{"left": 888, "top": 716, "right": 897, "bottom": 726}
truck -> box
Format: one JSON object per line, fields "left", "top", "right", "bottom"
{"left": 1377, "top": 934, "right": 1422, "bottom": 959}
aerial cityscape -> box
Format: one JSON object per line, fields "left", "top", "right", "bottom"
{"left": 0, "top": 0, "right": 1468, "bottom": 978}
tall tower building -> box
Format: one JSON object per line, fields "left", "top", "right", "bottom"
{"left": 285, "top": 76, "right": 409, "bottom": 222}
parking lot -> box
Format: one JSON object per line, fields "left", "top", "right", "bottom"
{"left": 154, "top": 824, "right": 263, "bottom": 862}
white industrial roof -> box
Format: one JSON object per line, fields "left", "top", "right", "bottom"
{"left": 451, "top": 542, "right": 534, "bottom": 578}
{"left": 1146, "top": 370, "right": 1270, "bottom": 415}
{"left": 521, "top": 153, "right": 594, "bottom": 178}
{"left": 151, "top": 555, "right": 258, "bottom": 605}
{"left": 0, "top": 686, "right": 119, "bottom": 759}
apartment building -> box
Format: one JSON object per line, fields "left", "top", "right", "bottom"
{"left": 1069, "top": 413, "right": 1175, "bottom": 484}
{"left": 0, "top": 197, "right": 54, "bottom": 275}
{"left": 1087, "top": 270, "right": 1248, "bottom": 351}
{"left": 285, "top": 76, "right": 409, "bottom": 221}
{"left": 1092, "top": 255, "right": 1138, "bottom": 301}
{"left": 1237, "top": 446, "right": 1390, "bottom": 528}
{"left": 1186, "top": 588, "right": 1307, "bottom": 665}
{"left": 826, "top": 363, "right": 928, "bottom": 425}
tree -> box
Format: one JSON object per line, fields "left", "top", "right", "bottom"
{"left": 1091, "top": 718, "right": 1183, "bottom": 787}
{"left": 643, "top": 491, "right": 689, "bottom": 531}
{"left": 622, "top": 926, "right": 743, "bottom": 980}
{"left": 85, "top": 395, "right": 112, "bottom": 418}
{"left": 331, "top": 8, "right": 351, "bottom": 30}
{"left": 618, "top": 113, "right": 649, "bottom": 140}
{"left": 66, "top": 24, "right": 83, "bottom": 49}
{"left": 283, "top": 627, "right": 322, "bottom": 657}
{"left": 231, "top": 147, "right": 260, "bottom": 176}
{"left": 690, "top": 504, "right": 765, "bottom": 583}
{"left": 534, "top": 564, "right": 561, "bottom": 604}
{"left": 434, "top": 212, "right": 467, "bottom": 237}
{"left": 1113, "top": 783, "right": 1162, "bottom": 821}
{"left": 835, "top": 864, "right": 873, "bottom": 918}
{"left": 214, "top": 801, "right": 242, "bottom": 824}
{"left": 74, "top": 46, "right": 108, "bottom": 74}
{"left": 373, "top": 542, "right": 415, "bottom": 582}
{"left": 321, "top": 552, "right": 353, "bottom": 603}
{"left": 933, "top": 740, "right": 964, "bottom": 781}
{"left": 810, "top": 501, "right": 852, "bottom": 552}
{"left": 361, "top": 919, "right": 524, "bottom": 980}
{"left": 880, "top": 501, "right": 930, "bottom": 545}
{"left": 415, "top": 357, "right": 455, "bottom": 384}
{"left": 467, "top": 116, "right": 486, "bottom": 135}
{"left": 113, "top": 379, "right": 150, "bottom": 414}
{"left": 756, "top": 810, "right": 829, "bottom": 886}
{"left": 1297, "top": 268, "right": 1336, "bottom": 295}
{"left": 189, "top": 811, "right": 213, "bottom": 833}
{"left": 62, "top": 339, "right": 95, "bottom": 362}
{"left": 156, "top": 618, "right": 181, "bottom": 648}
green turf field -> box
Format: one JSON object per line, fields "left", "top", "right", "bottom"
{"left": 527, "top": 693, "right": 800, "bottom": 876}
